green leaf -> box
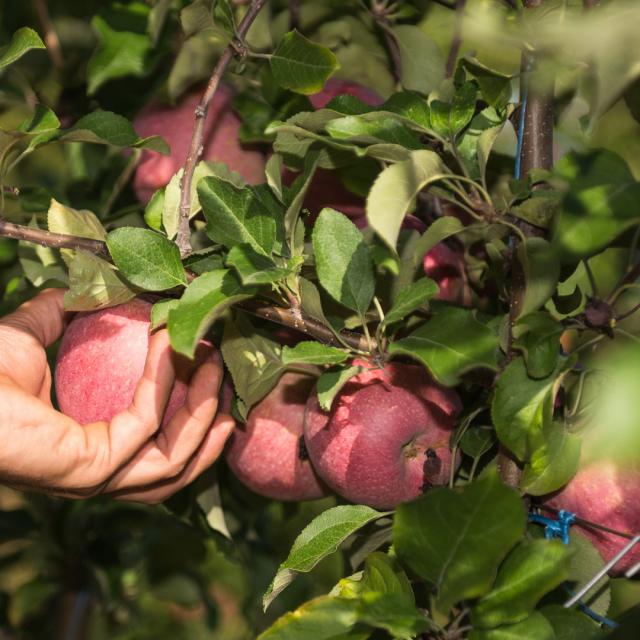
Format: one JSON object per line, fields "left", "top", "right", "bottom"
{"left": 162, "top": 161, "right": 245, "bottom": 239}
{"left": 391, "top": 25, "right": 445, "bottom": 95}
{"left": 264, "top": 505, "right": 386, "bottom": 610}
{"left": 226, "top": 244, "right": 290, "bottom": 285}
{"left": 107, "top": 228, "right": 186, "bottom": 291}
{"left": 518, "top": 238, "right": 561, "bottom": 320}
{"left": 431, "top": 82, "right": 478, "bottom": 139}
{"left": 541, "top": 605, "right": 604, "bottom": 640}
{"left": 472, "top": 539, "right": 574, "bottom": 628}
{"left": 356, "top": 592, "right": 428, "bottom": 640}
{"left": 270, "top": 31, "right": 340, "bottom": 95}
{"left": 326, "top": 115, "right": 423, "bottom": 149}
{"left": 521, "top": 426, "right": 581, "bottom": 496}
{"left": 393, "top": 468, "right": 526, "bottom": 611}
{"left": 0, "top": 27, "right": 45, "bottom": 70}
{"left": 221, "top": 316, "right": 285, "bottom": 413}
{"left": 150, "top": 299, "right": 178, "bottom": 329}
{"left": 258, "top": 596, "right": 359, "bottom": 640}
{"left": 457, "top": 107, "right": 505, "bottom": 182}
{"left": 212, "top": 0, "right": 236, "bottom": 35}
{"left": 317, "top": 365, "right": 363, "bottom": 411}
{"left": 144, "top": 188, "right": 165, "bottom": 231}
{"left": 366, "top": 150, "right": 450, "bottom": 251}
{"left": 199, "top": 176, "right": 276, "bottom": 255}
{"left": 511, "top": 190, "right": 561, "bottom": 229}
{"left": 383, "top": 277, "right": 438, "bottom": 327}
{"left": 459, "top": 426, "right": 497, "bottom": 459}
{"left": 469, "top": 612, "right": 555, "bottom": 640}
{"left": 62, "top": 111, "right": 168, "bottom": 152}
{"left": 515, "top": 312, "right": 563, "bottom": 380}
{"left": 553, "top": 150, "right": 640, "bottom": 262}
{"left": 492, "top": 358, "right": 568, "bottom": 462}
{"left": 282, "top": 342, "right": 349, "bottom": 367}
{"left": 88, "top": 16, "right": 152, "bottom": 94}
{"left": 462, "top": 57, "right": 512, "bottom": 109}
{"left": 389, "top": 306, "right": 499, "bottom": 386}
{"left": 312, "top": 209, "right": 375, "bottom": 315}
{"left": 383, "top": 91, "right": 431, "bottom": 129}
{"left": 168, "top": 270, "right": 254, "bottom": 358}
{"left": 64, "top": 250, "right": 136, "bottom": 311}
{"left": 355, "top": 553, "right": 415, "bottom": 603}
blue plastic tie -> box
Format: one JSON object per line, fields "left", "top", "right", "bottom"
{"left": 528, "top": 510, "right": 619, "bottom": 629}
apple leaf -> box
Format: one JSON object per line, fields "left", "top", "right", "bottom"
{"left": 492, "top": 357, "right": 569, "bottom": 462}
{"left": 541, "top": 605, "right": 604, "bottom": 640}
{"left": 356, "top": 592, "right": 429, "bottom": 639}
{"left": 282, "top": 342, "right": 349, "bottom": 367}
{"left": 0, "top": 27, "right": 45, "bottom": 71}
{"left": 430, "top": 82, "right": 477, "bottom": 140}
{"left": 515, "top": 313, "right": 563, "bottom": 380}
{"left": 168, "top": 270, "right": 255, "bottom": 358}
{"left": 61, "top": 110, "right": 168, "bottom": 153}
{"left": 469, "top": 612, "right": 555, "bottom": 640}
{"left": 317, "top": 365, "right": 363, "bottom": 411}
{"left": 226, "top": 244, "right": 290, "bottom": 286}
{"left": 199, "top": 176, "right": 276, "bottom": 255}
{"left": 367, "top": 150, "right": 450, "bottom": 251}
{"left": 150, "top": 299, "right": 178, "bottom": 329}
{"left": 383, "top": 277, "right": 438, "bottom": 327}
{"left": 221, "top": 316, "right": 285, "bottom": 414}
{"left": 518, "top": 238, "right": 561, "bottom": 320}
{"left": 325, "top": 115, "right": 423, "bottom": 149}
{"left": 471, "top": 539, "right": 574, "bottom": 629}
{"left": 87, "top": 15, "right": 152, "bottom": 95}
{"left": 520, "top": 426, "right": 581, "bottom": 496}
{"left": 107, "top": 227, "right": 187, "bottom": 291}
{"left": 263, "top": 505, "right": 387, "bottom": 610}
{"left": 388, "top": 306, "right": 500, "bottom": 386}
{"left": 391, "top": 25, "right": 445, "bottom": 95}
{"left": 64, "top": 250, "right": 136, "bottom": 311}
{"left": 393, "top": 468, "right": 526, "bottom": 612}
{"left": 312, "top": 209, "right": 375, "bottom": 315}
{"left": 270, "top": 31, "right": 339, "bottom": 95}
{"left": 258, "top": 596, "right": 361, "bottom": 640}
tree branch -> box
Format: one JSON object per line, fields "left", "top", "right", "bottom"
{"left": 371, "top": 1, "right": 403, "bottom": 83}
{"left": 289, "top": 0, "right": 300, "bottom": 31}
{"left": 0, "top": 219, "right": 109, "bottom": 256}
{"left": 32, "top": 0, "right": 64, "bottom": 70}
{"left": 176, "top": 0, "right": 269, "bottom": 257}
{"left": 0, "top": 220, "right": 372, "bottom": 351}
{"left": 446, "top": 0, "right": 467, "bottom": 78}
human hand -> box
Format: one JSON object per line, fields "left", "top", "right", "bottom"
{"left": 0, "top": 289, "right": 234, "bottom": 503}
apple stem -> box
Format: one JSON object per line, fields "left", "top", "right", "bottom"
{"left": 175, "top": 0, "right": 270, "bottom": 258}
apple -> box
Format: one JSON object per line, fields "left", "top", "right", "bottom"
{"left": 424, "top": 242, "right": 472, "bottom": 306}
{"left": 55, "top": 299, "right": 211, "bottom": 426}
{"left": 308, "top": 78, "right": 384, "bottom": 110}
{"left": 225, "top": 372, "right": 327, "bottom": 502}
{"left": 546, "top": 462, "right": 640, "bottom": 575}
{"left": 133, "top": 85, "right": 265, "bottom": 202}
{"left": 303, "top": 359, "right": 461, "bottom": 509}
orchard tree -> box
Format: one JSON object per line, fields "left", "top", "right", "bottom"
{"left": 2, "top": 0, "right": 640, "bottom": 638}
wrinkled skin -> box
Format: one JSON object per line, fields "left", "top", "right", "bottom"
{"left": 547, "top": 461, "right": 640, "bottom": 575}
{"left": 226, "top": 372, "right": 327, "bottom": 501}
{"left": 304, "top": 360, "right": 461, "bottom": 509}
{"left": 133, "top": 85, "right": 265, "bottom": 202}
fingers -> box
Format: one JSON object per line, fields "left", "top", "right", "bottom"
{"left": 102, "top": 351, "right": 223, "bottom": 491}
{"left": 112, "top": 414, "right": 235, "bottom": 503}
{"left": 0, "top": 288, "right": 67, "bottom": 347}
{"left": 70, "top": 330, "right": 177, "bottom": 488}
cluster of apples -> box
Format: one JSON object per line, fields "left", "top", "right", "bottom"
{"left": 54, "top": 79, "right": 640, "bottom": 572}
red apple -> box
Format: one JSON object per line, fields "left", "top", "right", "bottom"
{"left": 225, "top": 372, "right": 327, "bottom": 502}
{"left": 55, "top": 299, "right": 212, "bottom": 426}
{"left": 546, "top": 462, "right": 640, "bottom": 574}
{"left": 133, "top": 85, "right": 265, "bottom": 202}
{"left": 309, "top": 79, "right": 384, "bottom": 110}
{"left": 303, "top": 359, "right": 461, "bottom": 509}
{"left": 423, "top": 243, "right": 472, "bottom": 306}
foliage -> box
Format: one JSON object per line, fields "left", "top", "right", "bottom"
{"left": 2, "top": 0, "right": 640, "bottom": 638}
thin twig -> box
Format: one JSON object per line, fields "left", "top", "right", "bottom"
{"left": 289, "top": 0, "right": 300, "bottom": 30}
{"left": 176, "top": 0, "right": 269, "bottom": 257}
{"left": 102, "top": 149, "right": 142, "bottom": 217}
{"left": 0, "top": 219, "right": 109, "bottom": 256}
{"left": 32, "top": 0, "right": 64, "bottom": 70}
{"left": 371, "top": 1, "right": 403, "bottom": 83}
{"left": 446, "top": 0, "right": 467, "bottom": 78}
{"left": 431, "top": 0, "right": 456, "bottom": 9}
{"left": 615, "top": 300, "right": 640, "bottom": 323}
